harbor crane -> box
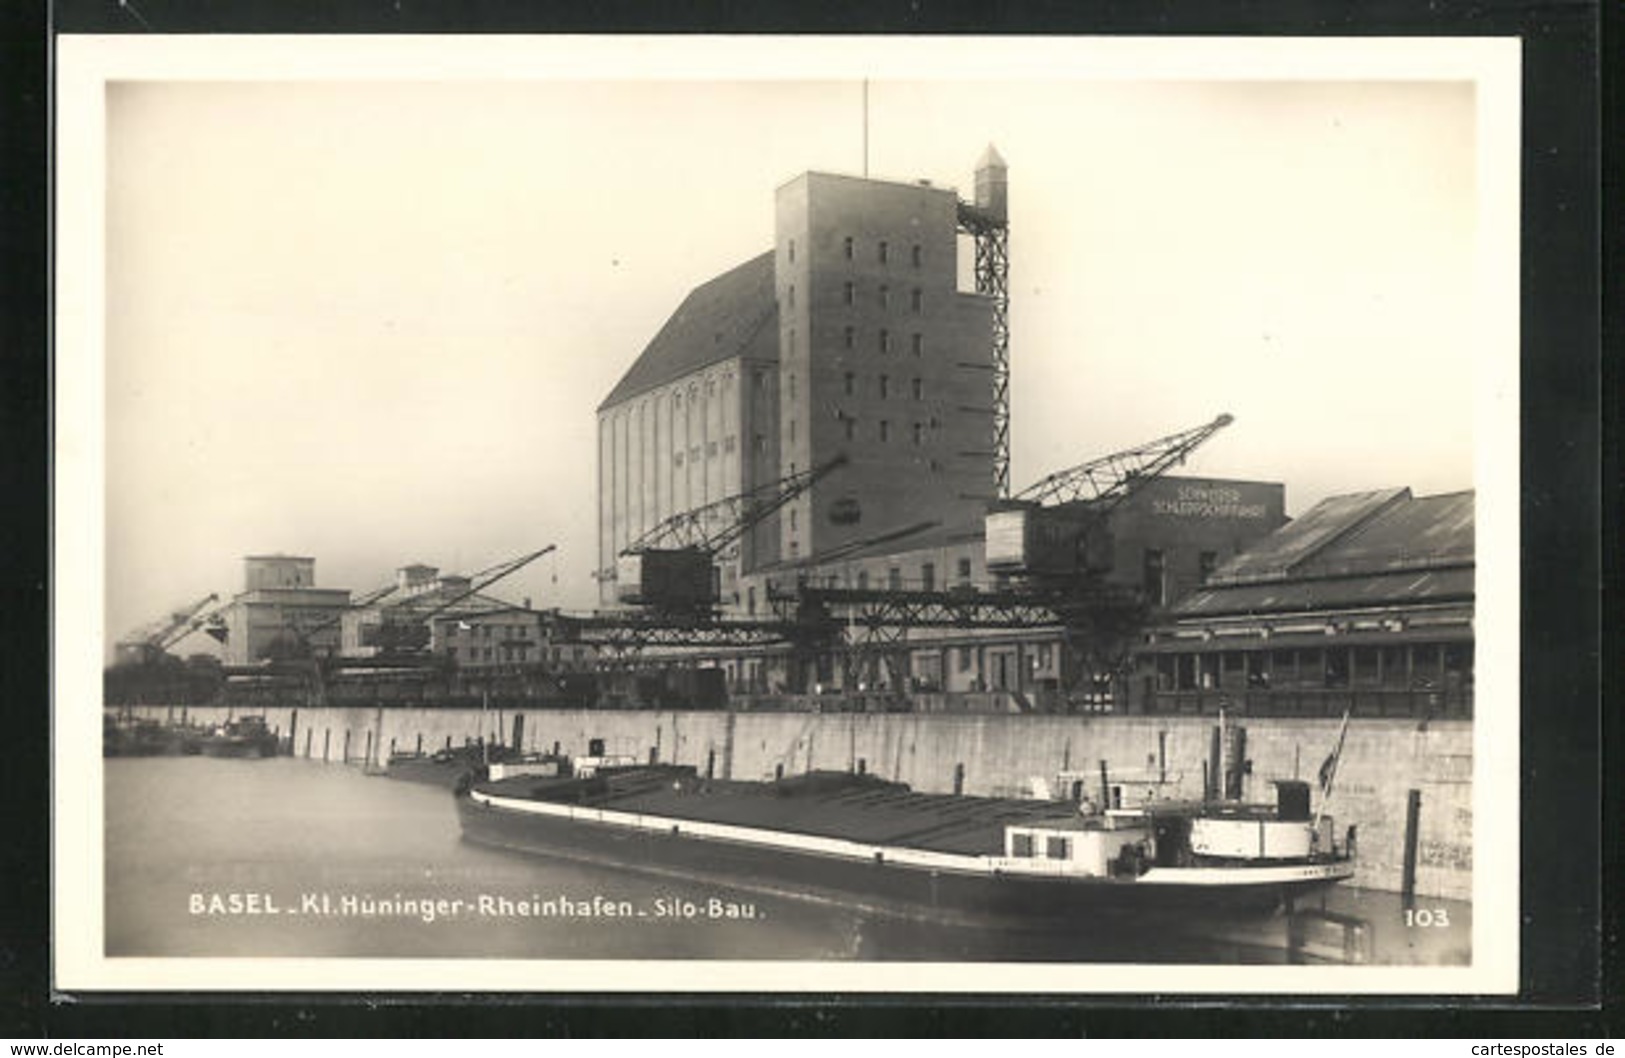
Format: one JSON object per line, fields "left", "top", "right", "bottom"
{"left": 114, "top": 592, "right": 225, "bottom": 666}
{"left": 985, "top": 413, "right": 1235, "bottom": 581}
{"left": 358, "top": 544, "right": 558, "bottom": 656}
{"left": 615, "top": 455, "right": 848, "bottom": 616}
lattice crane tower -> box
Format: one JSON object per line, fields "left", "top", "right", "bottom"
{"left": 957, "top": 144, "right": 1011, "bottom": 498}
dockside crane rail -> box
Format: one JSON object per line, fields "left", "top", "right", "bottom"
{"left": 1012, "top": 413, "right": 1235, "bottom": 511}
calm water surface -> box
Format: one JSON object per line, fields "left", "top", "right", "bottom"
{"left": 104, "top": 757, "right": 1470, "bottom": 965}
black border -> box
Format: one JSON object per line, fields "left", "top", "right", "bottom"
{"left": 8, "top": 0, "right": 1612, "bottom": 1038}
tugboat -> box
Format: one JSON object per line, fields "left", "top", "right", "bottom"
{"left": 455, "top": 753, "right": 1357, "bottom": 929}
{"left": 197, "top": 715, "right": 280, "bottom": 759}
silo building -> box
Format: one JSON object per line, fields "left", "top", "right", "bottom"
{"left": 597, "top": 150, "right": 1005, "bottom": 610}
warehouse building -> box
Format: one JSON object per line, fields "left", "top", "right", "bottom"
{"left": 1129, "top": 487, "right": 1474, "bottom": 718}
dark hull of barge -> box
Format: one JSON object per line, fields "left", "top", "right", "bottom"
{"left": 454, "top": 774, "right": 1350, "bottom": 930}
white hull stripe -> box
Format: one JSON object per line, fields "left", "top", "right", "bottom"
{"left": 468, "top": 788, "right": 1350, "bottom": 887}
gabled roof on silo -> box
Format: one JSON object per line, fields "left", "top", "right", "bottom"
{"left": 599, "top": 251, "right": 778, "bottom": 411}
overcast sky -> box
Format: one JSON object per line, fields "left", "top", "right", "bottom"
{"left": 97, "top": 48, "right": 1488, "bottom": 652}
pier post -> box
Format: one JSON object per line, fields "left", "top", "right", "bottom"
{"left": 322, "top": 729, "right": 330, "bottom": 762}
{"left": 342, "top": 730, "right": 351, "bottom": 764}
{"left": 364, "top": 730, "right": 373, "bottom": 766}
{"left": 953, "top": 762, "right": 965, "bottom": 796}
{"left": 1207, "top": 726, "right": 1222, "bottom": 801}
{"left": 416, "top": 733, "right": 423, "bottom": 756}
{"left": 1401, "top": 788, "right": 1422, "bottom": 904}
{"left": 304, "top": 729, "right": 312, "bottom": 759}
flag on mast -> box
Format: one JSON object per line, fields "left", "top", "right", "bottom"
{"left": 1318, "top": 707, "right": 1352, "bottom": 797}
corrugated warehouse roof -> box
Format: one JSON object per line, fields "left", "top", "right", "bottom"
{"left": 598, "top": 252, "right": 778, "bottom": 411}
{"left": 1212, "top": 488, "right": 1407, "bottom": 584}
{"left": 1173, "top": 488, "right": 1475, "bottom": 618}
{"left": 1172, "top": 567, "right": 1475, "bottom": 619}
{"left": 1301, "top": 490, "right": 1474, "bottom": 578}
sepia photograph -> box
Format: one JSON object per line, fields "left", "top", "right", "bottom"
{"left": 52, "top": 34, "right": 1522, "bottom": 994}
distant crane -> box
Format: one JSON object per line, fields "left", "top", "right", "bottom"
{"left": 114, "top": 592, "right": 225, "bottom": 666}
{"left": 364, "top": 545, "right": 558, "bottom": 656}
{"left": 615, "top": 455, "right": 848, "bottom": 615}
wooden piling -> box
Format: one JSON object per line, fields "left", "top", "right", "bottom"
{"left": 1401, "top": 788, "right": 1422, "bottom": 904}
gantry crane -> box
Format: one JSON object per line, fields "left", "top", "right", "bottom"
{"left": 755, "top": 415, "right": 1237, "bottom": 698}
{"left": 615, "top": 455, "right": 848, "bottom": 616}
{"left": 985, "top": 413, "right": 1235, "bottom": 581}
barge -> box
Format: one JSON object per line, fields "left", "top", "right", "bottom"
{"left": 197, "top": 715, "right": 280, "bottom": 759}
{"left": 455, "top": 757, "right": 1356, "bottom": 928}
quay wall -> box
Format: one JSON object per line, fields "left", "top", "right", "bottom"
{"left": 135, "top": 704, "right": 1473, "bottom": 900}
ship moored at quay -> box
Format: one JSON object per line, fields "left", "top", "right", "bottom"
{"left": 455, "top": 752, "right": 1357, "bottom": 929}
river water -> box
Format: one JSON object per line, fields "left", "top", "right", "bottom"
{"left": 104, "top": 757, "right": 1471, "bottom": 966}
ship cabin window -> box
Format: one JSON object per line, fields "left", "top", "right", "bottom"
{"left": 1010, "top": 832, "right": 1035, "bottom": 858}
{"left": 1046, "top": 835, "right": 1071, "bottom": 860}
{"left": 920, "top": 562, "right": 935, "bottom": 591}
{"left": 911, "top": 243, "right": 923, "bottom": 267}
{"left": 843, "top": 281, "right": 855, "bottom": 305}
{"left": 843, "top": 236, "right": 854, "bottom": 260}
